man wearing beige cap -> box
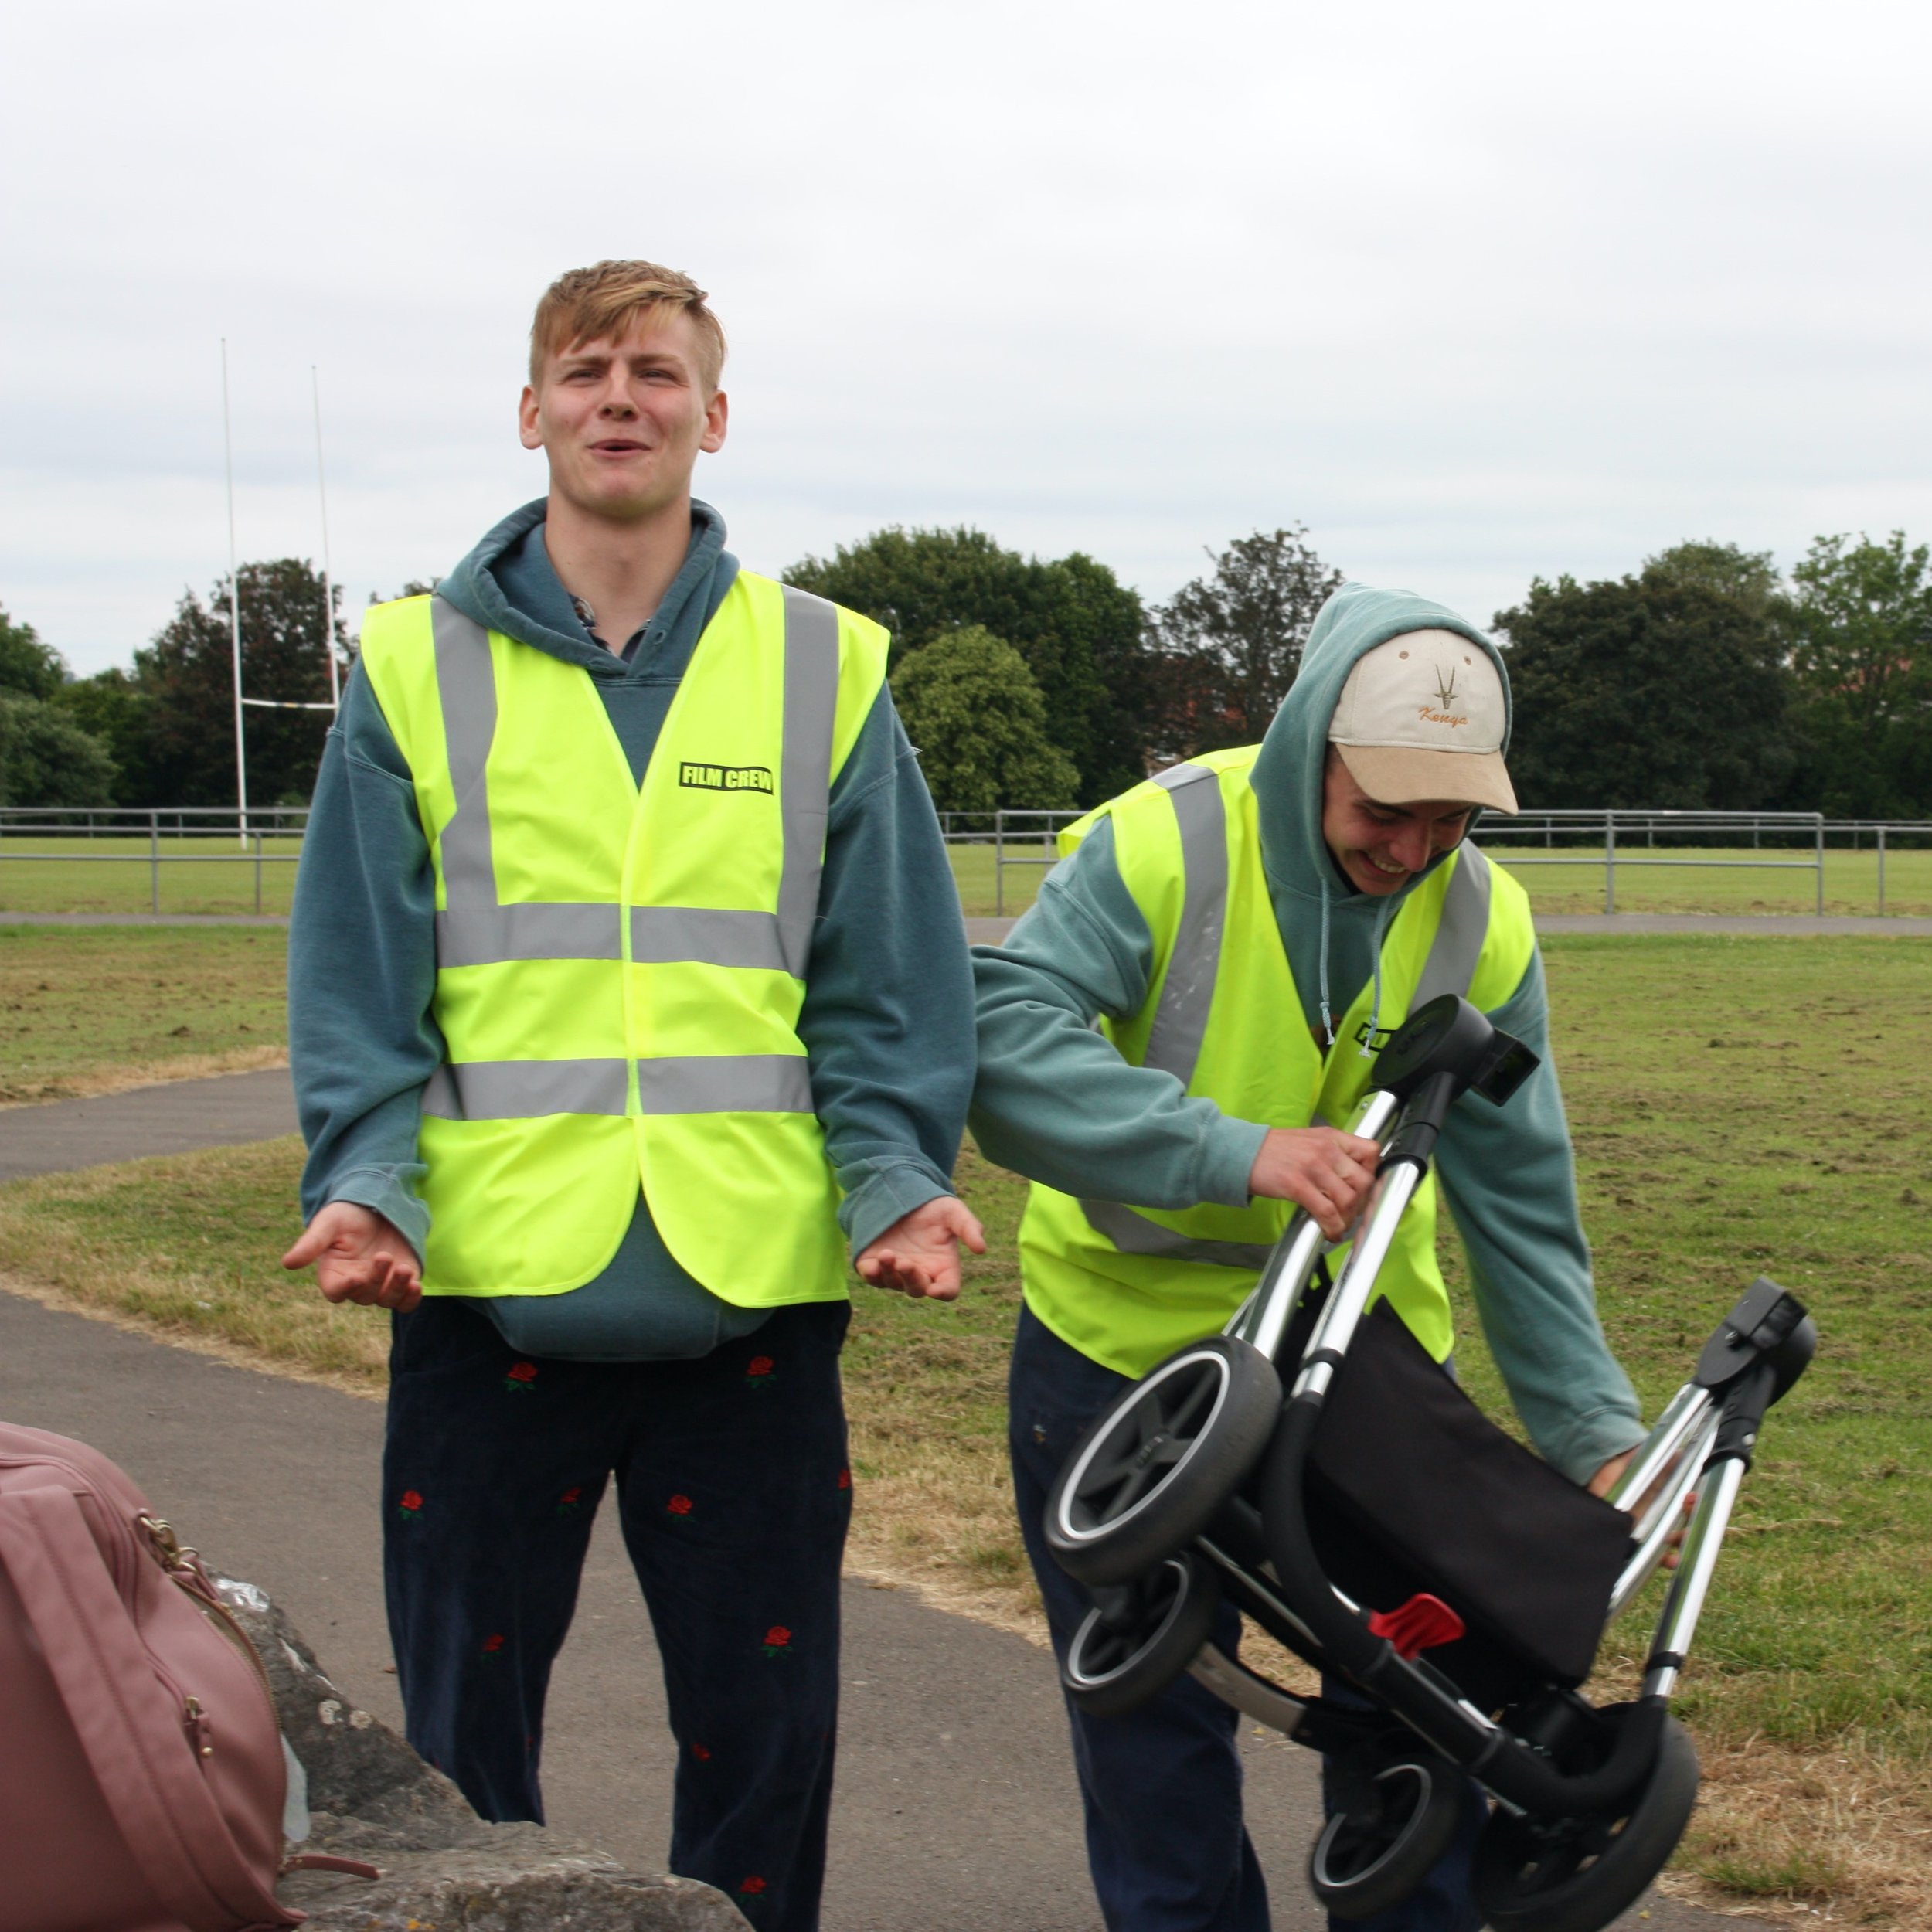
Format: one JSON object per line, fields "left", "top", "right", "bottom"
{"left": 971, "top": 583, "right": 1645, "bottom": 1932}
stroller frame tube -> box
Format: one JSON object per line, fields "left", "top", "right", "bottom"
{"left": 1610, "top": 1385, "right": 1713, "bottom": 1515}
{"left": 1641, "top": 1456, "right": 1748, "bottom": 1699}
{"left": 1291, "top": 1162, "right": 1428, "bottom": 1403}
{"left": 1607, "top": 1410, "right": 1717, "bottom": 1619}
{"left": 1229, "top": 1088, "right": 1405, "bottom": 1361}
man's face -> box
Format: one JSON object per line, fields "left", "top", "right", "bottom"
{"left": 518, "top": 310, "right": 727, "bottom": 523}
{"left": 1321, "top": 750, "right": 1474, "bottom": 896}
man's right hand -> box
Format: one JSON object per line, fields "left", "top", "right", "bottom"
{"left": 1247, "top": 1127, "right": 1381, "bottom": 1240}
{"left": 281, "top": 1202, "right": 423, "bottom": 1313}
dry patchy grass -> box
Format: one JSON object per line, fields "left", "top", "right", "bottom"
{"left": 3, "top": 934, "right": 1930, "bottom": 1919}
{"left": 0, "top": 924, "right": 288, "bottom": 1102}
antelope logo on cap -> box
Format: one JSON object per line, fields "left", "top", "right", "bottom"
{"left": 1419, "top": 664, "right": 1468, "bottom": 730}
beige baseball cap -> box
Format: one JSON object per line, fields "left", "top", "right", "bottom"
{"left": 1328, "top": 628, "right": 1518, "bottom": 815}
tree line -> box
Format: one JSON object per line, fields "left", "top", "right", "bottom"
{"left": 2, "top": 526, "right": 1927, "bottom": 818}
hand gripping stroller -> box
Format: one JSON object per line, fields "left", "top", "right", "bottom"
{"left": 1042, "top": 994, "right": 1815, "bottom": 1932}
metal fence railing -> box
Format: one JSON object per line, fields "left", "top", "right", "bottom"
{"left": 1475, "top": 811, "right": 1932, "bottom": 917}
{"left": 0, "top": 806, "right": 312, "bottom": 838}
{"left": 1478, "top": 810, "right": 1828, "bottom": 914}
{"left": 5, "top": 804, "right": 1930, "bottom": 920}
{"left": 0, "top": 807, "right": 311, "bottom": 915}
{"left": 939, "top": 809, "right": 1087, "bottom": 915}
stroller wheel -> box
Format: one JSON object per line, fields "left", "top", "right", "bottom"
{"left": 1308, "top": 1750, "right": 1467, "bottom": 1920}
{"left": 1062, "top": 1552, "right": 1221, "bottom": 1718}
{"left": 1473, "top": 1713, "right": 1700, "bottom": 1932}
{"left": 1046, "top": 1336, "right": 1281, "bottom": 1585}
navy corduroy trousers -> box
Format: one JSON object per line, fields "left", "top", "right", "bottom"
{"left": 383, "top": 1296, "right": 852, "bottom": 1932}
{"left": 1009, "top": 1302, "right": 1483, "bottom": 1932}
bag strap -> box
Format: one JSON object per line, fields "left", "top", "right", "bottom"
{"left": 0, "top": 1486, "right": 300, "bottom": 1932}
{"left": 281, "top": 1854, "right": 379, "bottom": 1879}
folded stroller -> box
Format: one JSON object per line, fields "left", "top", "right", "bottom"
{"left": 1043, "top": 993, "right": 1815, "bottom": 1932}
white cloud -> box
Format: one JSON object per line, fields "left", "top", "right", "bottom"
{"left": 3, "top": 0, "right": 1928, "bottom": 671}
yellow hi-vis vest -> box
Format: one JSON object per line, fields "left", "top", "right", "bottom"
{"left": 1018, "top": 743, "right": 1537, "bottom": 1379}
{"left": 357, "top": 573, "right": 889, "bottom": 1302}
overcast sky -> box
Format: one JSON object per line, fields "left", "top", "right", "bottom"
{"left": 5, "top": 0, "right": 1930, "bottom": 676}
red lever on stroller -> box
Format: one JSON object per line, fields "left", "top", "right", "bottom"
{"left": 1366, "top": 1594, "right": 1466, "bottom": 1660}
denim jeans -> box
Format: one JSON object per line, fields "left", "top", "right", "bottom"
{"left": 383, "top": 1296, "right": 852, "bottom": 1932}
{"left": 1009, "top": 1301, "right": 1483, "bottom": 1932}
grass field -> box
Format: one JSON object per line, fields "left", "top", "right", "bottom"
{"left": 947, "top": 838, "right": 1932, "bottom": 919}
{"left": 0, "top": 931, "right": 1927, "bottom": 1917}
{"left": 0, "top": 924, "right": 290, "bottom": 1102}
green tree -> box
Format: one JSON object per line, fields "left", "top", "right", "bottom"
{"left": 0, "top": 692, "right": 117, "bottom": 807}
{"left": 1146, "top": 526, "right": 1343, "bottom": 760}
{"left": 56, "top": 668, "right": 162, "bottom": 804}
{"left": 786, "top": 527, "right": 1149, "bottom": 804}
{"left": 1781, "top": 531, "right": 1932, "bottom": 817}
{"left": 889, "top": 626, "right": 1080, "bottom": 815}
{"left": 0, "top": 604, "right": 68, "bottom": 701}
{"left": 1494, "top": 569, "right": 1797, "bottom": 809}
{"left": 135, "top": 559, "right": 345, "bottom": 807}
{"left": 0, "top": 601, "right": 124, "bottom": 807}
{"left": 1641, "top": 539, "right": 1787, "bottom": 621}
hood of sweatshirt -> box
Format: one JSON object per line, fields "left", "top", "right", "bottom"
{"left": 437, "top": 495, "right": 734, "bottom": 680}
{"left": 1247, "top": 581, "right": 1512, "bottom": 1044}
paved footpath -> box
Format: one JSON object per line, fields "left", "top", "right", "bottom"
{"left": 0, "top": 1076, "right": 1761, "bottom": 1931}
{"left": 0, "top": 1066, "right": 297, "bottom": 1182}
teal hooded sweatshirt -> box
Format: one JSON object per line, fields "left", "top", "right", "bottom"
{"left": 289, "top": 498, "right": 975, "bottom": 1359}
{"left": 969, "top": 583, "right": 1643, "bottom": 1484}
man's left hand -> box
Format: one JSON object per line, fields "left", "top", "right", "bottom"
{"left": 855, "top": 1196, "right": 987, "bottom": 1302}
{"left": 1589, "top": 1449, "right": 1692, "bottom": 1568}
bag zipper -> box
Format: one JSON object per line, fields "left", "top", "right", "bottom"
{"left": 140, "top": 1513, "right": 281, "bottom": 1716}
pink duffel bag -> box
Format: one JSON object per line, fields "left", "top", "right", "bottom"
{"left": 0, "top": 1422, "right": 304, "bottom": 1932}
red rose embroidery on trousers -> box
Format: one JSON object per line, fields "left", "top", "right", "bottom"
{"left": 835, "top": 1467, "right": 852, "bottom": 1490}
{"left": 667, "top": 1494, "right": 694, "bottom": 1516}
{"left": 504, "top": 1362, "right": 539, "bottom": 1392}
{"left": 692, "top": 1742, "right": 712, "bottom": 1761}
{"left": 397, "top": 1490, "right": 423, "bottom": 1519}
{"left": 763, "top": 1624, "right": 793, "bottom": 1658}
{"left": 555, "top": 1485, "right": 584, "bottom": 1515}
{"left": 744, "top": 1355, "right": 775, "bottom": 1389}
{"left": 738, "top": 1876, "right": 767, "bottom": 1898}
{"left": 481, "top": 1632, "right": 505, "bottom": 1655}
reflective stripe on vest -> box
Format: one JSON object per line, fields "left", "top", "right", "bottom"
{"left": 1078, "top": 760, "right": 1495, "bottom": 1267}
{"left": 422, "top": 1053, "right": 815, "bottom": 1121}
{"left": 427, "top": 587, "right": 836, "bottom": 987}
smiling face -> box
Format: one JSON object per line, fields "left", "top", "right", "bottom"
{"left": 517, "top": 308, "right": 727, "bottom": 525}
{"left": 1320, "top": 747, "right": 1475, "bottom": 896}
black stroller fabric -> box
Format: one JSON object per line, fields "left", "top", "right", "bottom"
{"left": 1301, "top": 1301, "right": 1636, "bottom": 1710}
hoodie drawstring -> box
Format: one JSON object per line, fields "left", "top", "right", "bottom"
{"left": 1359, "top": 893, "right": 1396, "bottom": 1057}
{"left": 1317, "top": 877, "right": 1334, "bottom": 1046}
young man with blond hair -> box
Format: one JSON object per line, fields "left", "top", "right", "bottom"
{"left": 286, "top": 260, "right": 979, "bottom": 1930}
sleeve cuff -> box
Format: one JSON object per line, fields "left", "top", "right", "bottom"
{"left": 325, "top": 1168, "right": 429, "bottom": 1267}
{"left": 839, "top": 1161, "right": 954, "bottom": 1260}
{"left": 1545, "top": 1408, "right": 1648, "bottom": 1488}
{"left": 1198, "top": 1116, "right": 1270, "bottom": 1209}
